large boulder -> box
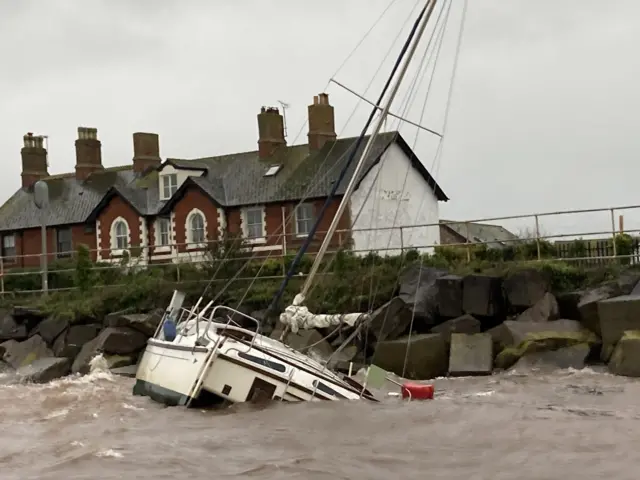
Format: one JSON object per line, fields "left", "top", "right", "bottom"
{"left": 448, "top": 333, "right": 493, "bottom": 376}
{"left": 462, "top": 274, "right": 504, "bottom": 318}
{"left": 0, "top": 311, "right": 28, "bottom": 342}
{"left": 397, "top": 265, "right": 448, "bottom": 328}
{"left": 16, "top": 357, "right": 71, "bottom": 384}
{"left": 597, "top": 295, "right": 640, "bottom": 360}
{"left": 488, "top": 319, "right": 585, "bottom": 352}
{"left": 367, "top": 297, "right": 411, "bottom": 342}
{"left": 514, "top": 293, "right": 559, "bottom": 323}
{"left": 372, "top": 333, "right": 448, "bottom": 380}
{"left": 104, "top": 354, "right": 138, "bottom": 369}
{"left": 512, "top": 344, "right": 591, "bottom": 371}
{"left": 436, "top": 275, "right": 464, "bottom": 318}
{"left": 105, "top": 309, "right": 162, "bottom": 337}
{"left": 11, "top": 306, "right": 47, "bottom": 331}
{"left": 33, "top": 315, "right": 70, "bottom": 345}
{"left": 95, "top": 327, "right": 148, "bottom": 355}
{"left": 1, "top": 335, "right": 53, "bottom": 369}
{"left": 503, "top": 268, "right": 551, "bottom": 310}
{"left": 71, "top": 327, "right": 148, "bottom": 375}
{"left": 494, "top": 329, "right": 598, "bottom": 370}
{"left": 608, "top": 330, "right": 640, "bottom": 377}
{"left": 430, "top": 314, "right": 481, "bottom": 343}
{"left": 560, "top": 275, "right": 640, "bottom": 335}
{"left": 53, "top": 324, "right": 102, "bottom": 359}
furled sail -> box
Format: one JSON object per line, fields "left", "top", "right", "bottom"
{"left": 279, "top": 294, "right": 369, "bottom": 333}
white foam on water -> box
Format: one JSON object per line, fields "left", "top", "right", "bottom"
{"left": 95, "top": 449, "right": 123, "bottom": 458}
{"left": 70, "top": 441, "right": 85, "bottom": 447}
{"left": 122, "top": 403, "right": 144, "bottom": 411}
{"left": 44, "top": 408, "right": 70, "bottom": 420}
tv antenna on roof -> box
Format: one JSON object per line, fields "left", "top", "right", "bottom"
{"left": 278, "top": 100, "right": 290, "bottom": 138}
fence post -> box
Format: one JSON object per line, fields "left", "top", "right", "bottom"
{"left": 464, "top": 222, "right": 471, "bottom": 263}
{"left": 0, "top": 256, "right": 4, "bottom": 295}
{"left": 400, "top": 227, "right": 404, "bottom": 255}
{"left": 534, "top": 215, "right": 541, "bottom": 261}
{"left": 610, "top": 208, "right": 617, "bottom": 258}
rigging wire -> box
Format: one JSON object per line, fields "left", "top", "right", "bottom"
{"left": 207, "top": 0, "right": 424, "bottom": 310}
{"left": 305, "top": 0, "right": 450, "bottom": 305}
{"left": 330, "top": 0, "right": 401, "bottom": 80}
{"left": 266, "top": 0, "right": 433, "bottom": 315}
{"left": 401, "top": 0, "right": 468, "bottom": 379}
{"left": 367, "top": 0, "right": 452, "bottom": 318}
{"left": 365, "top": 0, "right": 452, "bottom": 315}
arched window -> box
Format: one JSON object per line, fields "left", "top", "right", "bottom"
{"left": 189, "top": 212, "right": 205, "bottom": 244}
{"left": 112, "top": 218, "right": 129, "bottom": 250}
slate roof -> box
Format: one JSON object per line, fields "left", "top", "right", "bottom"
{"left": 440, "top": 220, "right": 519, "bottom": 249}
{"left": 0, "top": 130, "right": 448, "bottom": 232}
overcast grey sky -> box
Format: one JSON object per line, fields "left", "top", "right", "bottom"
{"left": 1, "top": 0, "right": 639, "bottom": 240}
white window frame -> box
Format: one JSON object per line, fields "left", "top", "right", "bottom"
{"left": 186, "top": 209, "right": 207, "bottom": 249}
{"left": 155, "top": 217, "right": 171, "bottom": 253}
{"left": 110, "top": 217, "right": 130, "bottom": 255}
{"left": 295, "top": 203, "right": 314, "bottom": 237}
{"left": 2, "top": 234, "right": 16, "bottom": 263}
{"left": 242, "top": 207, "right": 266, "bottom": 244}
{"left": 161, "top": 174, "right": 178, "bottom": 200}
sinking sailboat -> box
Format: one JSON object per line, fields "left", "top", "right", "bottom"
{"left": 133, "top": 0, "right": 457, "bottom": 407}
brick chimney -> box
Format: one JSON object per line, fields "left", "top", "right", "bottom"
{"left": 257, "top": 107, "right": 286, "bottom": 158}
{"left": 75, "top": 127, "right": 103, "bottom": 181}
{"left": 308, "top": 93, "right": 336, "bottom": 151}
{"left": 21, "top": 132, "right": 49, "bottom": 189}
{"left": 132, "top": 132, "right": 161, "bottom": 173}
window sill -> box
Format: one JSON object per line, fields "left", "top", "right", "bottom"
{"left": 154, "top": 246, "right": 172, "bottom": 253}
{"left": 245, "top": 237, "right": 267, "bottom": 245}
{"left": 186, "top": 243, "right": 207, "bottom": 250}
{"left": 111, "top": 249, "right": 128, "bottom": 257}
{"left": 295, "top": 233, "right": 310, "bottom": 239}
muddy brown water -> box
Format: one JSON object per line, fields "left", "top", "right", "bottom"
{"left": 1, "top": 365, "right": 639, "bottom": 480}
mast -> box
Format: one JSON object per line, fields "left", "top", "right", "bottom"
{"left": 299, "top": 0, "right": 438, "bottom": 299}
{"left": 268, "top": 0, "right": 436, "bottom": 314}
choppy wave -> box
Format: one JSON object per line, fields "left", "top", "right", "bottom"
{"left": 0, "top": 365, "right": 639, "bottom": 479}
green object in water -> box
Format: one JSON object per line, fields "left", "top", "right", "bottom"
{"left": 365, "top": 364, "right": 387, "bottom": 389}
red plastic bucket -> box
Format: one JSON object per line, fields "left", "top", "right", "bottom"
{"left": 401, "top": 382, "right": 434, "bottom": 400}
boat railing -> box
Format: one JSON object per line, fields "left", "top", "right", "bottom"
{"left": 203, "top": 306, "right": 262, "bottom": 349}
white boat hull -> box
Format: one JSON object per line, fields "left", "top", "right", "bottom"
{"left": 134, "top": 298, "right": 376, "bottom": 408}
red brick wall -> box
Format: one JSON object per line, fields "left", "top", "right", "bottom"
{"left": 2, "top": 193, "right": 353, "bottom": 268}
{"left": 224, "top": 197, "right": 351, "bottom": 254}
{"left": 4, "top": 224, "right": 96, "bottom": 268}
{"left": 172, "top": 187, "right": 219, "bottom": 253}
{"left": 96, "top": 195, "right": 141, "bottom": 260}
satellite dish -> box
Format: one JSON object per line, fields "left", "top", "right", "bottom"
{"left": 33, "top": 180, "right": 49, "bottom": 210}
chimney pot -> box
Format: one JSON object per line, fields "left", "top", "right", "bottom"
{"left": 21, "top": 131, "right": 49, "bottom": 189}
{"left": 257, "top": 106, "right": 286, "bottom": 158}
{"left": 307, "top": 93, "right": 336, "bottom": 151}
{"left": 75, "top": 126, "right": 103, "bottom": 181}
{"left": 132, "top": 132, "right": 161, "bottom": 174}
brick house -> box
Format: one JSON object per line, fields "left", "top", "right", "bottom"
{"left": 0, "top": 93, "right": 448, "bottom": 268}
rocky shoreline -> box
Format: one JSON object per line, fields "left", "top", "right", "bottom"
{"left": 2, "top": 262, "right": 640, "bottom": 386}
{"left": 278, "top": 264, "right": 640, "bottom": 380}
{"left": 0, "top": 307, "right": 162, "bottom": 383}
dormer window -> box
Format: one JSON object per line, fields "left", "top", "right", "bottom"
{"left": 264, "top": 165, "right": 282, "bottom": 177}
{"left": 161, "top": 174, "right": 178, "bottom": 200}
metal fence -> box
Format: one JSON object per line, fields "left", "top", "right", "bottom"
{"left": 2, "top": 202, "right": 640, "bottom": 296}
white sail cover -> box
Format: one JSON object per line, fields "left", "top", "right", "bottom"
{"left": 279, "top": 294, "right": 369, "bottom": 333}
